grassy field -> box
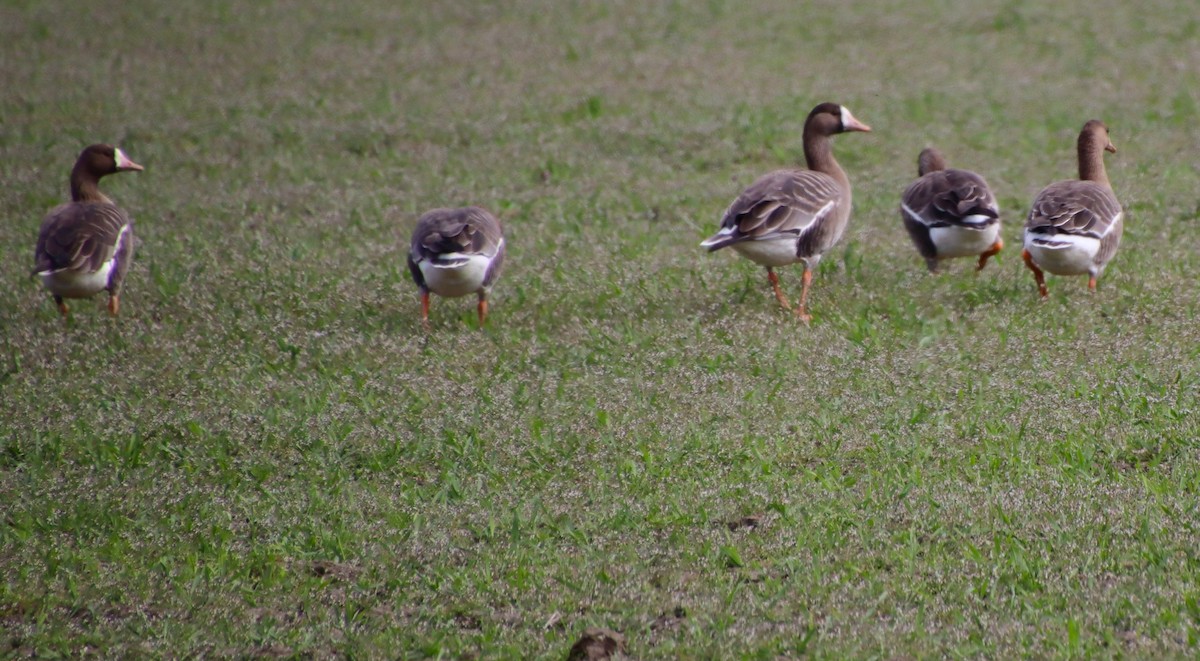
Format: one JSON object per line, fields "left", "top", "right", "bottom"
{"left": 2, "top": 0, "right": 1200, "bottom": 657}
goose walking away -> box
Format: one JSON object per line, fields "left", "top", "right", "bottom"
{"left": 32, "top": 144, "right": 144, "bottom": 317}
{"left": 407, "top": 206, "right": 506, "bottom": 326}
{"left": 900, "top": 147, "right": 1002, "bottom": 273}
{"left": 700, "top": 102, "right": 871, "bottom": 322}
{"left": 1022, "top": 120, "right": 1121, "bottom": 298}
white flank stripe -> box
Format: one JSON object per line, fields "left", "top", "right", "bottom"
{"left": 900, "top": 202, "right": 932, "bottom": 226}
{"left": 812, "top": 200, "right": 835, "bottom": 224}
{"left": 1096, "top": 211, "right": 1123, "bottom": 238}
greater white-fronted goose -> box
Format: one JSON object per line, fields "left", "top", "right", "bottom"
{"left": 32, "top": 144, "right": 144, "bottom": 317}
{"left": 900, "top": 147, "right": 1002, "bottom": 273}
{"left": 1022, "top": 120, "right": 1121, "bottom": 298}
{"left": 700, "top": 102, "right": 871, "bottom": 322}
{"left": 407, "top": 206, "right": 506, "bottom": 325}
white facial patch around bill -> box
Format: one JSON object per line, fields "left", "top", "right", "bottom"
{"left": 114, "top": 148, "right": 142, "bottom": 171}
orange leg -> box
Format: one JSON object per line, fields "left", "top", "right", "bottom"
{"left": 477, "top": 296, "right": 489, "bottom": 325}
{"left": 1087, "top": 275, "right": 1097, "bottom": 292}
{"left": 766, "top": 268, "right": 791, "bottom": 311}
{"left": 54, "top": 295, "right": 70, "bottom": 318}
{"left": 1022, "top": 249, "right": 1048, "bottom": 299}
{"left": 795, "top": 267, "right": 814, "bottom": 323}
{"left": 108, "top": 294, "right": 120, "bottom": 317}
{"left": 976, "top": 237, "right": 1004, "bottom": 272}
{"left": 420, "top": 290, "right": 431, "bottom": 328}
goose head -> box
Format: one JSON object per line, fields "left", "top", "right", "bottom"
{"left": 1080, "top": 119, "right": 1116, "bottom": 154}
{"left": 76, "top": 144, "right": 144, "bottom": 177}
{"left": 806, "top": 102, "right": 872, "bottom": 135}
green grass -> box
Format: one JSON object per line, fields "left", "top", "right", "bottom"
{"left": 2, "top": 0, "right": 1200, "bottom": 657}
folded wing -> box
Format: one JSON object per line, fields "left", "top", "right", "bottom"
{"left": 34, "top": 203, "right": 130, "bottom": 275}
{"left": 902, "top": 169, "right": 999, "bottom": 229}
{"left": 1026, "top": 180, "right": 1121, "bottom": 238}
{"left": 701, "top": 169, "right": 841, "bottom": 252}
{"left": 410, "top": 206, "right": 504, "bottom": 264}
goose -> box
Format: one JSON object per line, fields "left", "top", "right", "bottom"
{"left": 700, "top": 102, "right": 871, "bottom": 322}
{"left": 32, "top": 144, "right": 144, "bottom": 317}
{"left": 1022, "top": 120, "right": 1121, "bottom": 297}
{"left": 407, "top": 206, "right": 506, "bottom": 325}
{"left": 900, "top": 147, "right": 1002, "bottom": 273}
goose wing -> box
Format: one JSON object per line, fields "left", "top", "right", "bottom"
{"left": 1026, "top": 180, "right": 1121, "bottom": 238}
{"left": 902, "top": 169, "right": 999, "bottom": 229}
{"left": 410, "top": 206, "right": 504, "bottom": 264}
{"left": 33, "top": 202, "right": 131, "bottom": 275}
{"left": 701, "top": 169, "right": 842, "bottom": 251}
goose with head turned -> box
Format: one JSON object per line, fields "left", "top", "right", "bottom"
{"left": 900, "top": 147, "right": 1002, "bottom": 273}
{"left": 33, "top": 144, "right": 144, "bottom": 317}
{"left": 701, "top": 102, "right": 871, "bottom": 322}
{"left": 407, "top": 206, "right": 506, "bottom": 326}
{"left": 1022, "top": 120, "right": 1122, "bottom": 298}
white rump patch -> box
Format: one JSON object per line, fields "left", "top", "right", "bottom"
{"left": 419, "top": 252, "right": 492, "bottom": 297}
{"left": 1023, "top": 232, "right": 1101, "bottom": 275}
{"left": 930, "top": 223, "right": 1000, "bottom": 259}
{"left": 730, "top": 235, "right": 803, "bottom": 267}
{"left": 41, "top": 261, "right": 115, "bottom": 298}
{"left": 38, "top": 224, "right": 128, "bottom": 298}
{"left": 959, "top": 214, "right": 995, "bottom": 227}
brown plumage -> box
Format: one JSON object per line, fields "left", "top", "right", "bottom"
{"left": 900, "top": 147, "right": 1002, "bottom": 273}
{"left": 1022, "top": 120, "right": 1122, "bottom": 297}
{"left": 407, "top": 206, "right": 506, "bottom": 326}
{"left": 33, "top": 144, "right": 143, "bottom": 317}
{"left": 700, "top": 102, "right": 871, "bottom": 322}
